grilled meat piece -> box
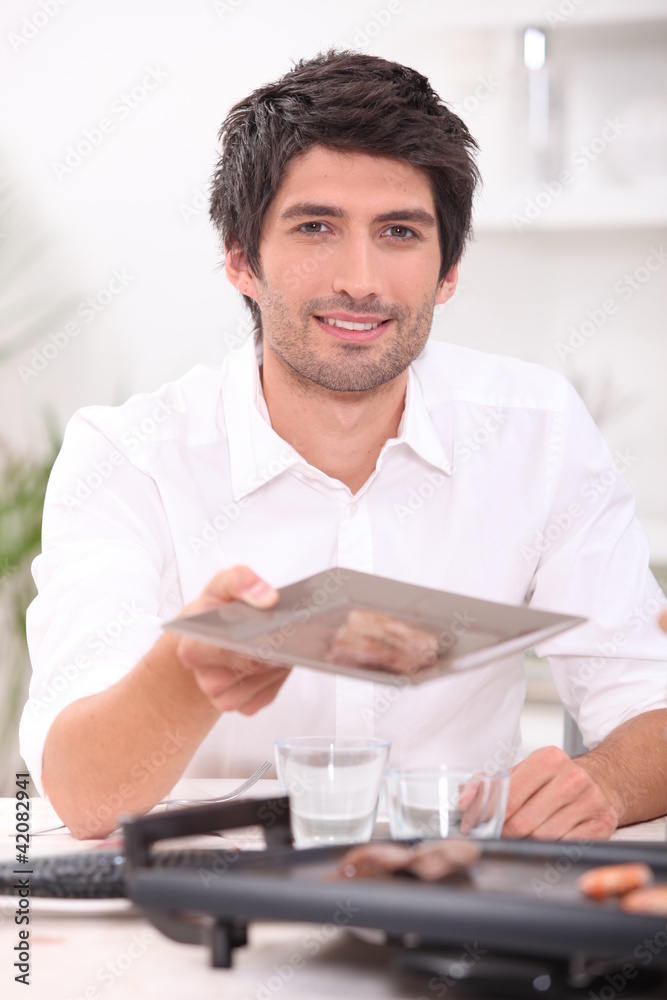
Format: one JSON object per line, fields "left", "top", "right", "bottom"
{"left": 327, "top": 608, "right": 438, "bottom": 674}
{"left": 406, "top": 839, "right": 481, "bottom": 882}
{"left": 338, "top": 839, "right": 481, "bottom": 882}
{"left": 339, "top": 842, "right": 414, "bottom": 879}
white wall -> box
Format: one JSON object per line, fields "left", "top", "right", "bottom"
{"left": 1, "top": 0, "right": 666, "bottom": 554}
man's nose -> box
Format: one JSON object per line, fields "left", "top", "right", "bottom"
{"left": 331, "top": 234, "right": 384, "bottom": 302}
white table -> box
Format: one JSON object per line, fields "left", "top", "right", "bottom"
{"left": 1, "top": 780, "right": 665, "bottom": 1000}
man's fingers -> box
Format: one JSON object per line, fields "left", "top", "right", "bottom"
{"left": 557, "top": 812, "right": 618, "bottom": 841}
{"left": 504, "top": 746, "right": 565, "bottom": 823}
{"left": 238, "top": 669, "right": 292, "bottom": 716}
{"left": 198, "top": 661, "right": 290, "bottom": 714}
{"left": 181, "top": 564, "right": 279, "bottom": 617}
{"left": 177, "top": 637, "right": 230, "bottom": 673}
{"left": 458, "top": 780, "right": 486, "bottom": 835}
{"left": 659, "top": 608, "right": 667, "bottom": 634}
{"left": 202, "top": 564, "right": 279, "bottom": 608}
{"left": 504, "top": 762, "right": 590, "bottom": 837}
{"left": 528, "top": 800, "right": 618, "bottom": 842}
{"left": 520, "top": 796, "right": 599, "bottom": 841}
{"left": 503, "top": 747, "right": 619, "bottom": 840}
{"left": 173, "top": 563, "right": 285, "bottom": 718}
{"left": 177, "top": 639, "right": 272, "bottom": 678}
{"left": 189, "top": 651, "right": 283, "bottom": 700}
{"left": 213, "top": 666, "right": 291, "bottom": 715}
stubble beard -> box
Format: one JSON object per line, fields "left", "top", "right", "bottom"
{"left": 257, "top": 289, "right": 436, "bottom": 393}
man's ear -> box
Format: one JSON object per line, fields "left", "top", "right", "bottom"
{"left": 224, "top": 239, "right": 260, "bottom": 300}
{"left": 434, "top": 262, "right": 459, "bottom": 306}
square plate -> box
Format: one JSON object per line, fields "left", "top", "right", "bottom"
{"left": 164, "top": 568, "right": 585, "bottom": 685}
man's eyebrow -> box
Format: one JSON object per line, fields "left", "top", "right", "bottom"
{"left": 372, "top": 209, "right": 436, "bottom": 227}
{"left": 278, "top": 202, "right": 437, "bottom": 227}
{"left": 279, "top": 203, "right": 347, "bottom": 222}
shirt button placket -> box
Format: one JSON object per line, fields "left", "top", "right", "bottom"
{"left": 335, "top": 495, "right": 375, "bottom": 739}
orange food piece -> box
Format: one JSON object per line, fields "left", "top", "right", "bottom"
{"left": 576, "top": 862, "right": 654, "bottom": 900}
{"left": 620, "top": 886, "right": 667, "bottom": 916}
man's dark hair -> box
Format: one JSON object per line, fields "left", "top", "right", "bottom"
{"left": 210, "top": 49, "right": 480, "bottom": 328}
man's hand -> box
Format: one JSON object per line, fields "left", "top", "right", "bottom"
{"left": 502, "top": 746, "right": 619, "bottom": 840}
{"left": 659, "top": 608, "right": 667, "bottom": 633}
{"left": 43, "top": 564, "right": 289, "bottom": 838}
{"left": 175, "top": 564, "right": 291, "bottom": 716}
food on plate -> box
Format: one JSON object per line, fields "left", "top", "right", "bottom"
{"left": 338, "top": 839, "right": 481, "bottom": 882}
{"left": 619, "top": 885, "right": 667, "bottom": 916}
{"left": 576, "top": 862, "right": 654, "bottom": 900}
{"left": 326, "top": 608, "right": 439, "bottom": 674}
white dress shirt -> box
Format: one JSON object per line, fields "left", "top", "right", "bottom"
{"left": 20, "top": 333, "right": 667, "bottom": 794}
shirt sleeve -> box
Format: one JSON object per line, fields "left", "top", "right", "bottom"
{"left": 18, "top": 409, "right": 183, "bottom": 794}
{"left": 527, "top": 383, "right": 667, "bottom": 748}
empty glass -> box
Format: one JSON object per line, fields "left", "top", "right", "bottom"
{"left": 384, "top": 766, "right": 510, "bottom": 840}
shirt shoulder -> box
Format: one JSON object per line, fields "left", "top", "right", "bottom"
{"left": 62, "top": 364, "right": 226, "bottom": 461}
{"left": 413, "top": 340, "right": 573, "bottom": 414}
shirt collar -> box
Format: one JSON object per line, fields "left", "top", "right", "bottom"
{"left": 221, "top": 333, "right": 301, "bottom": 502}
{"left": 221, "top": 334, "right": 452, "bottom": 502}
{"left": 392, "top": 362, "right": 452, "bottom": 477}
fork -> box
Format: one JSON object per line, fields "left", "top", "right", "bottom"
{"left": 162, "top": 759, "right": 272, "bottom": 807}
{"left": 31, "top": 760, "right": 273, "bottom": 836}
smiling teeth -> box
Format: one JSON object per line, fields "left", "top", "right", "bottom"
{"left": 322, "top": 318, "right": 383, "bottom": 331}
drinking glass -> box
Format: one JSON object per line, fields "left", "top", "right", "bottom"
{"left": 384, "top": 766, "right": 510, "bottom": 840}
{"left": 274, "top": 736, "right": 391, "bottom": 847}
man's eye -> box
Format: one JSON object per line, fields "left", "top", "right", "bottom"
{"left": 383, "top": 225, "right": 416, "bottom": 240}
{"left": 299, "top": 221, "right": 328, "bottom": 234}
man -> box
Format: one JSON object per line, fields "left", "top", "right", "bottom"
{"left": 20, "top": 50, "right": 667, "bottom": 840}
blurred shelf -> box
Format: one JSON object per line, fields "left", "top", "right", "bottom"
{"left": 523, "top": 651, "right": 561, "bottom": 703}
{"left": 645, "top": 519, "right": 667, "bottom": 567}
{"left": 522, "top": 653, "right": 564, "bottom": 753}
{"left": 473, "top": 181, "right": 667, "bottom": 233}
{"left": 521, "top": 702, "right": 564, "bottom": 755}
{"left": 416, "top": 10, "right": 667, "bottom": 237}
{"left": 409, "top": 1, "right": 667, "bottom": 31}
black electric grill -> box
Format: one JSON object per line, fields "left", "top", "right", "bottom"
{"left": 3, "top": 797, "right": 667, "bottom": 997}
{"left": 123, "top": 798, "right": 667, "bottom": 995}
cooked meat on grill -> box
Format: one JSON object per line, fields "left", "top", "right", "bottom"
{"left": 406, "top": 839, "right": 481, "bottom": 882}
{"left": 326, "top": 608, "right": 439, "bottom": 674}
{"left": 576, "top": 862, "right": 654, "bottom": 900}
{"left": 338, "top": 839, "right": 481, "bottom": 882}
{"left": 339, "top": 842, "right": 414, "bottom": 879}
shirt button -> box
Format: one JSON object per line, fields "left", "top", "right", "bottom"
{"left": 348, "top": 502, "right": 358, "bottom": 518}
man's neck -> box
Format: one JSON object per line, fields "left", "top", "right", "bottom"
{"left": 260, "top": 346, "right": 408, "bottom": 495}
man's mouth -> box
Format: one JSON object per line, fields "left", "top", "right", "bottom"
{"left": 318, "top": 316, "right": 387, "bottom": 332}
{"left": 313, "top": 315, "right": 392, "bottom": 341}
